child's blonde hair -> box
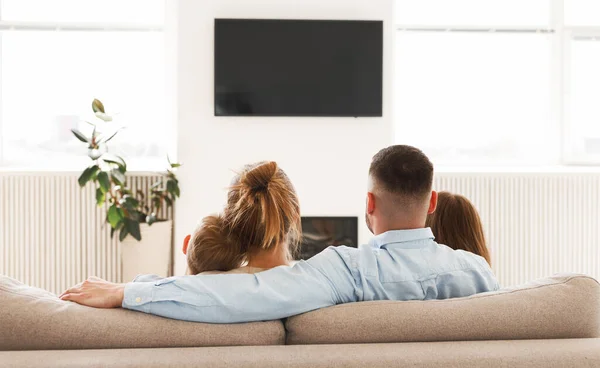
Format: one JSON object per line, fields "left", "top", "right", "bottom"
{"left": 186, "top": 161, "right": 301, "bottom": 274}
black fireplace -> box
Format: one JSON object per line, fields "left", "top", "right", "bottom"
{"left": 298, "top": 216, "right": 358, "bottom": 260}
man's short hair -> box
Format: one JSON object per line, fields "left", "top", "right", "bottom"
{"left": 369, "top": 145, "right": 433, "bottom": 199}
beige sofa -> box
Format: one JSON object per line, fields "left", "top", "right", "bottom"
{"left": 1, "top": 274, "right": 599, "bottom": 367}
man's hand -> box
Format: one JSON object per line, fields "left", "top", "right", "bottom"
{"left": 60, "top": 276, "right": 125, "bottom": 308}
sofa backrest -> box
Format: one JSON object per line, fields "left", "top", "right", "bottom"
{"left": 0, "top": 275, "right": 285, "bottom": 351}
{"left": 285, "top": 274, "right": 600, "bottom": 344}
{"left": 4, "top": 273, "right": 599, "bottom": 350}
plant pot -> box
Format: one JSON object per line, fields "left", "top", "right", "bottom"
{"left": 120, "top": 220, "right": 173, "bottom": 282}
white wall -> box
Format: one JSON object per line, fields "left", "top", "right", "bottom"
{"left": 170, "top": 0, "right": 395, "bottom": 274}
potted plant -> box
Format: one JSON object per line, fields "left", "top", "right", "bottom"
{"left": 72, "top": 98, "right": 181, "bottom": 281}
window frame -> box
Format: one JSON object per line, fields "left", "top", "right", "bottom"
{"left": 0, "top": 0, "right": 166, "bottom": 168}
{"left": 394, "top": 0, "right": 600, "bottom": 166}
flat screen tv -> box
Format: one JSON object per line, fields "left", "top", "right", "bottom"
{"left": 214, "top": 19, "right": 383, "bottom": 117}
{"left": 298, "top": 216, "right": 358, "bottom": 260}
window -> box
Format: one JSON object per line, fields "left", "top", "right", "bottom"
{"left": 395, "top": 0, "right": 600, "bottom": 166}
{"left": 563, "top": 0, "right": 600, "bottom": 164}
{"left": 0, "top": 0, "right": 167, "bottom": 170}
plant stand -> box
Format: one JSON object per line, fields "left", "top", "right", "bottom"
{"left": 120, "top": 220, "right": 173, "bottom": 282}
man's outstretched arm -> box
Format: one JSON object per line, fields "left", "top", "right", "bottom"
{"left": 61, "top": 247, "right": 358, "bottom": 323}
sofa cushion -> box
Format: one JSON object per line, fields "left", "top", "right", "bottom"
{"left": 0, "top": 275, "right": 285, "bottom": 351}
{"left": 286, "top": 274, "right": 600, "bottom": 344}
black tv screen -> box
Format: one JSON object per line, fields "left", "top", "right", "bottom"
{"left": 299, "top": 216, "right": 358, "bottom": 260}
{"left": 214, "top": 19, "right": 383, "bottom": 117}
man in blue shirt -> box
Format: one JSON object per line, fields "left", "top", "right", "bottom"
{"left": 60, "top": 145, "right": 499, "bottom": 323}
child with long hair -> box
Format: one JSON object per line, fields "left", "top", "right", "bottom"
{"left": 426, "top": 191, "right": 491, "bottom": 266}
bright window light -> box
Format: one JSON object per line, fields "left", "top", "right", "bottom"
{"left": 0, "top": 0, "right": 167, "bottom": 170}
{"left": 565, "top": 0, "right": 600, "bottom": 26}
{"left": 395, "top": 0, "right": 600, "bottom": 166}
{"left": 395, "top": 32, "right": 555, "bottom": 166}
{"left": 567, "top": 38, "right": 600, "bottom": 159}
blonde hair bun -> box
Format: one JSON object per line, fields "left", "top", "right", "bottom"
{"left": 241, "top": 161, "right": 278, "bottom": 192}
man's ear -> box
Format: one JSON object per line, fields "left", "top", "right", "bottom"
{"left": 367, "top": 192, "right": 376, "bottom": 214}
{"left": 182, "top": 234, "right": 191, "bottom": 255}
{"left": 427, "top": 190, "right": 438, "bottom": 215}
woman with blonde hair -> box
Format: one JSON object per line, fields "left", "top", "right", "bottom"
{"left": 426, "top": 191, "right": 491, "bottom": 266}
{"left": 183, "top": 161, "right": 301, "bottom": 274}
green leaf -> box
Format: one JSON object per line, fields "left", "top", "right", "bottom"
{"left": 119, "top": 226, "right": 129, "bottom": 242}
{"left": 127, "top": 196, "right": 140, "bottom": 209}
{"left": 97, "top": 171, "right": 110, "bottom": 193}
{"left": 101, "top": 153, "right": 126, "bottom": 167}
{"left": 166, "top": 179, "right": 176, "bottom": 194}
{"left": 111, "top": 169, "right": 126, "bottom": 185}
{"left": 107, "top": 205, "right": 123, "bottom": 228}
{"left": 92, "top": 99, "right": 105, "bottom": 114}
{"left": 125, "top": 218, "right": 142, "bottom": 241}
{"left": 118, "top": 155, "right": 127, "bottom": 172}
{"left": 164, "top": 195, "right": 173, "bottom": 207}
{"left": 78, "top": 165, "right": 99, "bottom": 187}
{"left": 71, "top": 129, "right": 89, "bottom": 143}
{"left": 166, "top": 156, "right": 182, "bottom": 169}
{"left": 110, "top": 219, "right": 124, "bottom": 238}
{"left": 152, "top": 197, "right": 162, "bottom": 211}
{"left": 96, "top": 187, "right": 105, "bottom": 206}
{"left": 119, "top": 195, "right": 140, "bottom": 212}
{"left": 166, "top": 179, "right": 180, "bottom": 198}
{"left": 99, "top": 128, "right": 122, "bottom": 144}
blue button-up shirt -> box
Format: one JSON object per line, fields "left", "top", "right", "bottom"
{"left": 123, "top": 228, "right": 499, "bottom": 323}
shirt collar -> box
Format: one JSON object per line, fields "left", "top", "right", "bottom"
{"left": 368, "top": 228, "right": 435, "bottom": 249}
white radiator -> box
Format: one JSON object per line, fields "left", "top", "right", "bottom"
{"left": 1, "top": 172, "right": 599, "bottom": 294}
{"left": 0, "top": 173, "right": 172, "bottom": 294}
{"left": 434, "top": 173, "right": 600, "bottom": 287}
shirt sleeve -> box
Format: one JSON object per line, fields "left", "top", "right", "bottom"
{"left": 433, "top": 250, "right": 501, "bottom": 299}
{"left": 132, "top": 274, "right": 164, "bottom": 283}
{"left": 122, "top": 247, "right": 358, "bottom": 323}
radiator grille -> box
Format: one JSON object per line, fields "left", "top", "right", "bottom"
{"left": 434, "top": 173, "right": 600, "bottom": 286}
{"left": 0, "top": 173, "right": 172, "bottom": 294}
{"left": 1, "top": 172, "right": 599, "bottom": 293}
